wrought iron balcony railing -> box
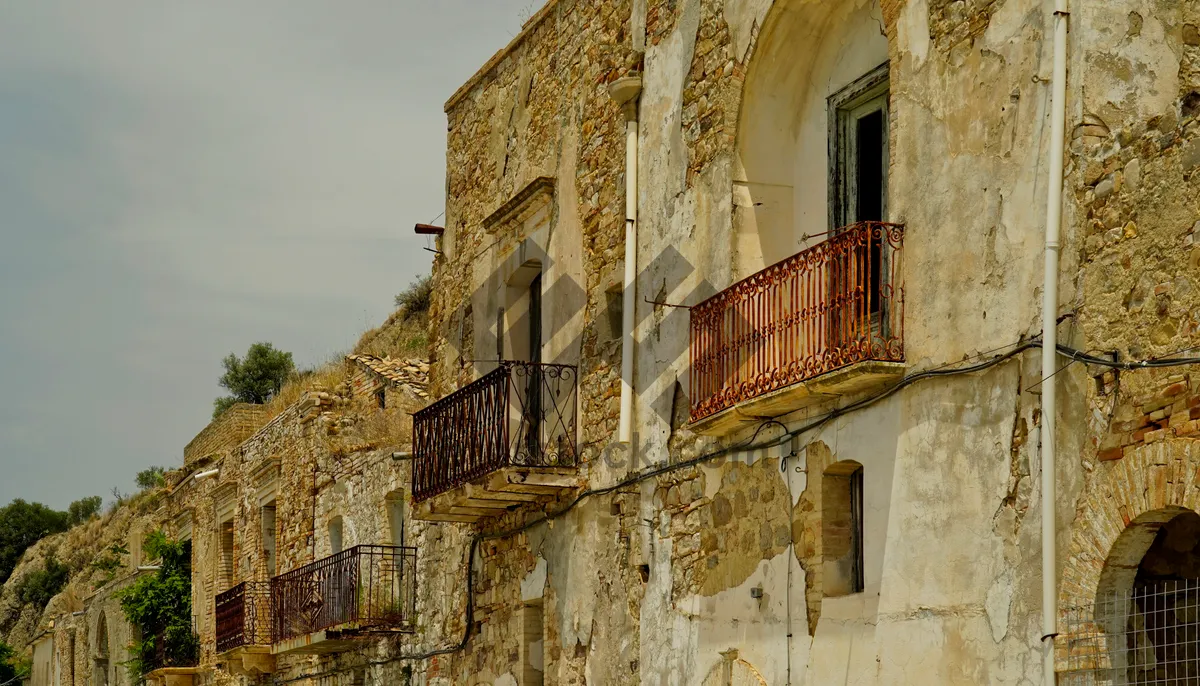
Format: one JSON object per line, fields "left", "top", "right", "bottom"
{"left": 270, "top": 544, "right": 417, "bottom": 644}
{"left": 690, "top": 221, "right": 905, "bottom": 422}
{"left": 412, "top": 361, "right": 578, "bottom": 503}
{"left": 146, "top": 624, "right": 200, "bottom": 673}
{"left": 216, "top": 581, "right": 272, "bottom": 653}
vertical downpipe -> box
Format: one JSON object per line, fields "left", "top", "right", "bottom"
{"left": 610, "top": 75, "right": 643, "bottom": 445}
{"left": 1042, "top": 0, "right": 1069, "bottom": 683}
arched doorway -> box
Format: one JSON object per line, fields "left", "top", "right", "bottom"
{"left": 93, "top": 613, "right": 109, "bottom": 686}
{"left": 1062, "top": 507, "right": 1200, "bottom": 684}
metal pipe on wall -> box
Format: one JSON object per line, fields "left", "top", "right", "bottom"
{"left": 1041, "top": 0, "right": 1069, "bottom": 682}
{"left": 609, "top": 74, "right": 643, "bottom": 445}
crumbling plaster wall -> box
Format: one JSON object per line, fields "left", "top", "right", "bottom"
{"left": 422, "top": 0, "right": 1095, "bottom": 683}
{"left": 628, "top": 0, "right": 1080, "bottom": 682}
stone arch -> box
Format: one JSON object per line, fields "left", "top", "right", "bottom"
{"left": 384, "top": 489, "right": 406, "bottom": 548}
{"left": 92, "top": 612, "right": 110, "bottom": 686}
{"left": 698, "top": 650, "right": 768, "bottom": 686}
{"left": 327, "top": 514, "right": 347, "bottom": 554}
{"left": 732, "top": 0, "right": 891, "bottom": 278}
{"left": 1059, "top": 442, "right": 1200, "bottom": 612}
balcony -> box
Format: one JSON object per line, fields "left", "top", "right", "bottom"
{"left": 215, "top": 581, "right": 274, "bottom": 674}
{"left": 143, "top": 629, "right": 200, "bottom": 686}
{"left": 412, "top": 361, "right": 581, "bottom": 522}
{"left": 270, "top": 545, "right": 416, "bottom": 655}
{"left": 690, "top": 222, "right": 905, "bottom": 434}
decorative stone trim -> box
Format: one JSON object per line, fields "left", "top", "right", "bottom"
{"left": 481, "top": 176, "right": 555, "bottom": 234}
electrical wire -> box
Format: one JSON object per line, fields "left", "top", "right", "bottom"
{"left": 273, "top": 337, "right": 1200, "bottom": 682}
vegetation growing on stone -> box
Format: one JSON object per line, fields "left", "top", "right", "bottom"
{"left": 134, "top": 466, "right": 167, "bottom": 491}
{"left": 15, "top": 554, "right": 70, "bottom": 609}
{"left": 90, "top": 543, "right": 129, "bottom": 585}
{"left": 116, "top": 532, "right": 197, "bottom": 681}
{"left": 213, "top": 342, "right": 295, "bottom": 418}
{"left": 357, "top": 278, "right": 432, "bottom": 361}
{"left": 393, "top": 273, "right": 432, "bottom": 320}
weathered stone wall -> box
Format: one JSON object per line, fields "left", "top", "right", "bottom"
{"left": 14, "top": 1, "right": 1200, "bottom": 685}
{"left": 425, "top": 0, "right": 1197, "bottom": 683}
{"left": 1060, "top": 0, "right": 1200, "bottom": 648}
{"left": 435, "top": 0, "right": 637, "bottom": 466}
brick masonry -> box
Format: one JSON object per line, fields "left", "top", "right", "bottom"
{"left": 182, "top": 404, "right": 269, "bottom": 467}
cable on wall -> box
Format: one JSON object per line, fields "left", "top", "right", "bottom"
{"left": 270, "top": 337, "right": 1200, "bottom": 682}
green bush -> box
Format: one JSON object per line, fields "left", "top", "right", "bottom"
{"left": 135, "top": 467, "right": 166, "bottom": 491}
{"left": 117, "top": 532, "right": 196, "bottom": 680}
{"left": 0, "top": 641, "right": 27, "bottom": 684}
{"left": 394, "top": 274, "right": 432, "bottom": 320}
{"left": 16, "top": 555, "right": 70, "bottom": 609}
{"left": 213, "top": 342, "right": 295, "bottom": 418}
{"left": 66, "top": 496, "right": 102, "bottom": 527}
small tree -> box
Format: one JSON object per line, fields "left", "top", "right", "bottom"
{"left": 394, "top": 274, "right": 432, "bottom": 321}
{"left": 213, "top": 342, "right": 295, "bottom": 418}
{"left": 117, "top": 532, "right": 197, "bottom": 680}
{"left": 135, "top": 467, "right": 166, "bottom": 491}
{"left": 66, "top": 496, "right": 102, "bottom": 527}
{"left": 0, "top": 499, "right": 69, "bottom": 584}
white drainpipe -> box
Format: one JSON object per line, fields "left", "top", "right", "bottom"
{"left": 1041, "top": 0, "right": 1069, "bottom": 683}
{"left": 609, "top": 75, "right": 642, "bottom": 445}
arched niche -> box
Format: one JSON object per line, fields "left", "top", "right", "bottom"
{"left": 734, "top": 0, "right": 889, "bottom": 278}
{"left": 92, "top": 613, "right": 110, "bottom": 686}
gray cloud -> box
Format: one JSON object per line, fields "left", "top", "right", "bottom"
{"left": 0, "top": 1, "right": 533, "bottom": 508}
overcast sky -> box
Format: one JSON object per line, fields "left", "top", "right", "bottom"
{"left": 0, "top": 1, "right": 533, "bottom": 509}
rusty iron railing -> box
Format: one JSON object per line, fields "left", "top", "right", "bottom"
{"left": 270, "top": 544, "right": 417, "bottom": 643}
{"left": 690, "top": 221, "right": 904, "bottom": 421}
{"left": 411, "top": 361, "right": 578, "bottom": 502}
{"left": 216, "top": 581, "right": 272, "bottom": 653}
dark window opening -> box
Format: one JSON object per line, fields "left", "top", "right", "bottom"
{"left": 855, "top": 110, "right": 885, "bottom": 317}
{"left": 375, "top": 388, "right": 386, "bottom": 409}
{"left": 261, "top": 504, "right": 277, "bottom": 577}
{"left": 497, "top": 307, "right": 506, "bottom": 361}
{"left": 829, "top": 64, "right": 890, "bottom": 336}
{"left": 823, "top": 461, "right": 865, "bottom": 597}
{"left": 526, "top": 273, "right": 543, "bottom": 459}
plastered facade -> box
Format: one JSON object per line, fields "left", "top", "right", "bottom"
{"left": 13, "top": 1, "right": 1200, "bottom": 685}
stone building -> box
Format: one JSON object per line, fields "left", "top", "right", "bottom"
{"left": 19, "top": 0, "right": 1200, "bottom": 684}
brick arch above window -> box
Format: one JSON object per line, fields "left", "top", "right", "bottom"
{"left": 1059, "top": 440, "right": 1200, "bottom": 612}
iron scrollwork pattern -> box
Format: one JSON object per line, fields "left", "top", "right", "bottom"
{"left": 216, "top": 581, "right": 272, "bottom": 653}
{"left": 690, "top": 221, "right": 905, "bottom": 422}
{"left": 411, "top": 361, "right": 579, "bottom": 503}
{"left": 270, "top": 544, "right": 417, "bottom": 643}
